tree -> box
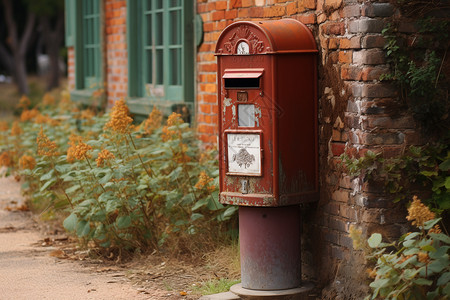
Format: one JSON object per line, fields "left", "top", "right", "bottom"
{"left": 29, "top": 0, "right": 64, "bottom": 91}
{"left": 0, "top": 0, "right": 36, "bottom": 95}
{"left": 0, "top": 0, "right": 65, "bottom": 95}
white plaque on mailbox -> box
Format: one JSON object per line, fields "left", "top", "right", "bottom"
{"left": 227, "top": 133, "right": 261, "bottom": 176}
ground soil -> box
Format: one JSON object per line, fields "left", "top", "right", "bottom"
{"left": 0, "top": 175, "right": 230, "bottom": 300}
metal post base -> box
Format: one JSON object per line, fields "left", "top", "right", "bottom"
{"left": 230, "top": 282, "right": 314, "bottom": 300}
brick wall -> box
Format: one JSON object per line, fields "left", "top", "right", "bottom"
{"left": 197, "top": 0, "right": 416, "bottom": 297}
{"left": 104, "top": 0, "right": 128, "bottom": 107}
{"left": 65, "top": 1, "right": 424, "bottom": 297}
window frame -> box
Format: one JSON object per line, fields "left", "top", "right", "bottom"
{"left": 127, "top": 0, "right": 194, "bottom": 116}
{"left": 70, "top": 0, "right": 103, "bottom": 104}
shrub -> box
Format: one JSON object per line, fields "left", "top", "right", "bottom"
{"left": 0, "top": 93, "right": 237, "bottom": 257}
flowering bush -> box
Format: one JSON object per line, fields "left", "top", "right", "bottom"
{"left": 356, "top": 197, "right": 450, "bottom": 299}
{"left": 0, "top": 92, "right": 236, "bottom": 256}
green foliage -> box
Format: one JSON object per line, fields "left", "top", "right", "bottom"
{"left": 0, "top": 93, "right": 236, "bottom": 255}
{"left": 380, "top": 17, "right": 449, "bottom": 134}
{"left": 193, "top": 278, "right": 241, "bottom": 296}
{"left": 365, "top": 219, "right": 450, "bottom": 299}
{"left": 340, "top": 138, "right": 450, "bottom": 213}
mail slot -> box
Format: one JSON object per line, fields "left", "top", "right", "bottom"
{"left": 216, "top": 19, "right": 319, "bottom": 207}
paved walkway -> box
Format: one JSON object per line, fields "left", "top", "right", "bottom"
{"left": 0, "top": 175, "right": 153, "bottom": 300}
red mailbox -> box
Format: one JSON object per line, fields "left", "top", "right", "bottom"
{"left": 216, "top": 19, "right": 318, "bottom": 207}
{"left": 216, "top": 19, "right": 318, "bottom": 293}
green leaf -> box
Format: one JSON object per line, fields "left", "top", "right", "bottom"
{"left": 65, "top": 184, "right": 81, "bottom": 194}
{"left": 40, "top": 169, "right": 55, "bottom": 181}
{"left": 439, "top": 158, "right": 450, "bottom": 171}
{"left": 368, "top": 233, "right": 382, "bottom": 248}
{"left": 437, "top": 272, "right": 450, "bottom": 286}
{"left": 445, "top": 176, "right": 450, "bottom": 189}
{"left": 428, "top": 259, "right": 449, "bottom": 273}
{"left": 190, "top": 213, "right": 203, "bottom": 221}
{"left": 98, "top": 172, "right": 113, "bottom": 184}
{"left": 369, "top": 278, "right": 390, "bottom": 289}
{"left": 40, "top": 179, "right": 56, "bottom": 192}
{"left": 413, "top": 278, "right": 433, "bottom": 286}
{"left": 424, "top": 218, "right": 441, "bottom": 230}
{"left": 421, "top": 244, "right": 436, "bottom": 252}
{"left": 405, "top": 232, "right": 421, "bottom": 240}
{"left": 63, "top": 213, "right": 78, "bottom": 232}
{"left": 76, "top": 220, "right": 91, "bottom": 237}
{"left": 443, "top": 282, "right": 450, "bottom": 295}
{"left": 192, "top": 198, "right": 208, "bottom": 211}
{"left": 116, "top": 216, "right": 131, "bottom": 229}
{"left": 420, "top": 170, "right": 438, "bottom": 177}
{"left": 429, "top": 233, "right": 450, "bottom": 244}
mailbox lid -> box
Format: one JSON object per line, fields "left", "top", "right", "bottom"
{"left": 215, "top": 19, "right": 317, "bottom": 55}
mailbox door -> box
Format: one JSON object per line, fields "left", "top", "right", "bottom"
{"left": 218, "top": 55, "right": 279, "bottom": 206}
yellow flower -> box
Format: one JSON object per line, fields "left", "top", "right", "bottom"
{"left": 96, "top": 149, "right": 115, "bottom": 167}
{"left": 366, "top": 268, "right": 377, "bottom": 279}
{"left": 0, "top": 121, "right": 8, "bottom": 131}
{"left": 195, "top": 171, "right": 215, "bottom": 192}
{"left": 141, "top": 106, "right": 163, "bottom": 135}
{"left": 0, "top": 151, "right": 12, "bottom": 167}
{"left": 80, "top": 109, "right": 95, "bottom": 120}
{"left": 19, "top": 155, "right": 36, "bottom": 170}
{"left": 34, "top": 113, "right": 51, "bottom": 124}
{"left": 428, "top": 224, "right": 442, "bottom": 234}
{"left": 20, "top": 108, "right": 39, "bottom": 122}
{"left": 66, "top": 134, "right": 92, "bottom": 162}
{"left": 162, "top": 112, "right": 184, "bottom": 141}
{"left": 417, "top": 252, "right": 429, "bottom": 263}
{"left": 42, "top": 93, "right": 55, "bottom": 106}
{"left": 17, "top": 95, "right": 31, "bottom": 109}
{"left": 37, "top": 127, "right": 59, "bottom": 157}
{"left": 406, "top": 196, "right": 435, "bottom": 227}
{"left": 104, "top": 99, "right": 133, "bottom": 134}
{"left": 10, "top": 121, "right": 23, "bottom": 136}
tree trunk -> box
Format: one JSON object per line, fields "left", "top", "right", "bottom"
{"left": 1, "top": 0, "right": 36, "bottom": 95}
{"left": 13, "top": 54, "right": 28, "bottom": 95}
{"left": 41, "top": 12, "right": 64, "bottom": 91}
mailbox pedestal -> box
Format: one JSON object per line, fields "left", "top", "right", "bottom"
{"left": 240, "top": 206, "right": 301, "bottom": 290}
{"left": 215, "top": 19, "right": 318, "bottom": 297}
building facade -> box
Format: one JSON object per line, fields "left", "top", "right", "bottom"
{"left": 65, "top": 0, "right": 419, "bottom": 297}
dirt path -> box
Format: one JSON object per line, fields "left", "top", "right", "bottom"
{"left": 0, "top": 176, "right": 180, "bottom": 300}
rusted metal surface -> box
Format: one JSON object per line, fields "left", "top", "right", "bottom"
{"left": 216, "top": 19, "right": 319, "bottom": 207}
{"left": 239, "top": 206, "right": 302, "bottom": 290}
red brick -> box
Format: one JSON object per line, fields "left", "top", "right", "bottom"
{"left": 299, "top": 0, "right": 316, "bottom": 11}
{"left": 242, "top": 0, "right": 254, "bottom": 8}
{"left": 331, "top": 142, "right": 345, "bottom": 156}
{"left": 286, "top": 2, "right": 297, "bottom": 15}
{"left": 230, "top": 0, "right": 243, "bottom": 9}
{"left": 212, "top": 10, "right": 225, "bottom": 21}
{"left": 215, "top": 1, "right": 228, "bottom": 10}
{"left": 295, "top": 13, "right": 316, "bottom": 25}
{"left": 225, "top": 9, "right": 238, "bottom": 19}
{"left": 329, "top": 38, "right": 340, "bottom": 49}
{"left": 238, "top": 8, "right": 250, "bottom": 18}
{"left": 249, "top": 6, "right": 264, "bottom": 17}
{"left": 263, "top": 6, "right": 286, "bottom": 18}
{"left": 340, "top": 36, "right": 361, "bottom": 49}
{"left": 338, "top": 51, "right": 352, "bottom": 63}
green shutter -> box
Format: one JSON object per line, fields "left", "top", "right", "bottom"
{"left": 82, "top": 0, "right": 101, "bottom": 89}
{"left": 127, "top": 0, "right": 194, "bottom": 107}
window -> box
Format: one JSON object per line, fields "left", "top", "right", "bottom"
{"left": 127, "top": 0, "right": 194, "bottom": 114}
{"left": 80, "top": 0, "right": 101, "bottom": 90}
{"left": 67, "top": 0, "right": 102, "bottom": 99}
